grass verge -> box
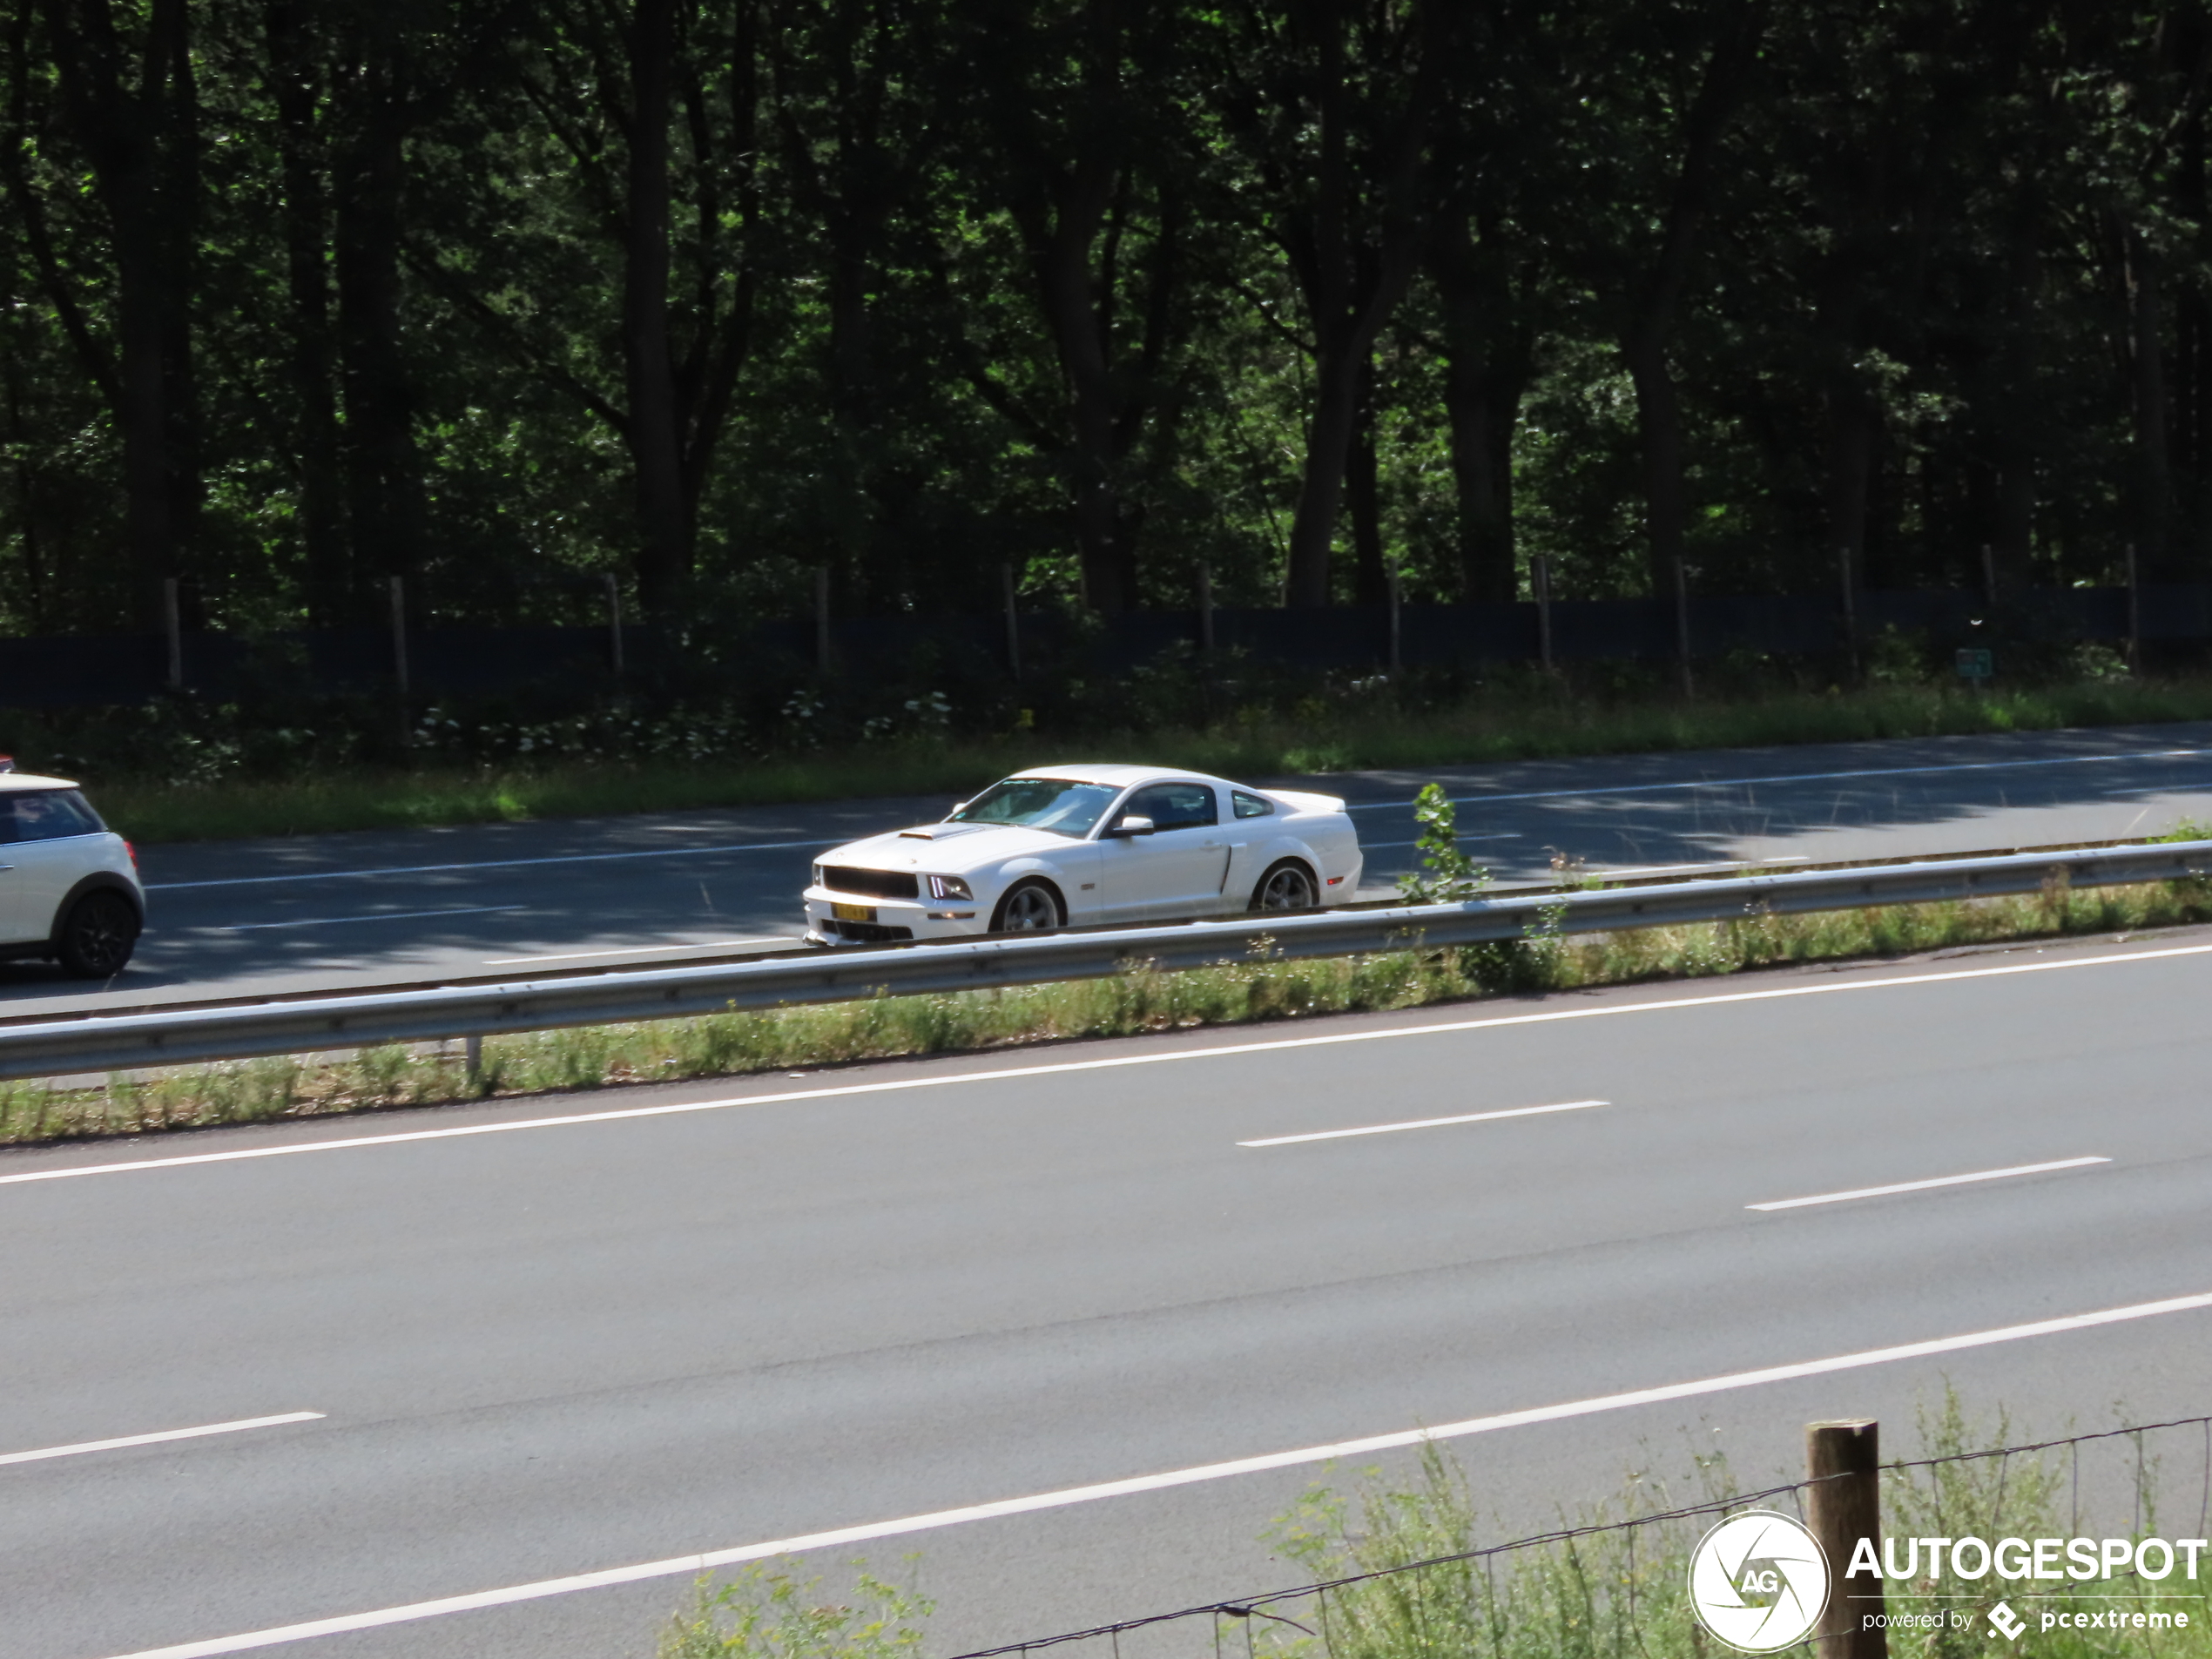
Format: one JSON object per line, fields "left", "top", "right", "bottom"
{"left": 91, "top": 675, "right": 2212, "bottom": 843}
{"left": 4, "top": 871, "right": 2205, "bottom": 1150}
{"left": 650, "top": 1392, "right": 2209, "bottom": 1658}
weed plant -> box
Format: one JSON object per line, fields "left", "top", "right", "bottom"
{"left": 1255, "top": 1393, "right": 2210, "bottom": 1659}
{"left": 656, "top": 1563, "right": 930, "bottom": 1659}
{"left": 3, "top": 863, "right": 2208, "bottom": 1150}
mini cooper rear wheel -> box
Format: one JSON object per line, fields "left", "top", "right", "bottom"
{"left": 1250, "top": 860, "right": 1318, "bottom": 912}
{"left": 55, "top": 890, "right": 139, "bottom": 979}
{"left": 990, "top": 879, "right": 1064, "bottom": 932}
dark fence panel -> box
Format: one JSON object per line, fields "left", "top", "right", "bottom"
{"left": 0, "top": 582, "right": 2202, "bottom": 707}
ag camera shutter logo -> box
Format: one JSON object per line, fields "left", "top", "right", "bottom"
{"left": 1688, "top": 1509, "right": 1831, "bottom": 1652}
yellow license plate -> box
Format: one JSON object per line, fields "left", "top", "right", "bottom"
{"left": 832, "top": 901, "right": 876, "bottom": 922}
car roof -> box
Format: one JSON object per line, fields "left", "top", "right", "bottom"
{"left": 0, "top": 772, "right": 80, "bottom": 792}
{"left": 1004, "top": 763, "right": 1239, "bottom": 790}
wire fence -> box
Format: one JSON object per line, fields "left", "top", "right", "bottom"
{"left": 942, "top": 1412, "right": 2212, "bottom": 1659}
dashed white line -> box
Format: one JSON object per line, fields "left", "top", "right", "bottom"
{"left": 97, "top": 1291, "right": 2212, "bottom": 1659}
{"left": 0, "top": 1412, "right": 322, "bottom": 1468}
{"left": 200, "top": 906, "right": 524, "bottom": 933}
{"left": 1748, "top": 1157, "right": 2111, "bottom": 1211}
{"left": 1341, "top": 746, "right": 2212, "bottom": 810}
{"left": 7, "top": 940, "right": 2208, "bottom": 1190}
{"left": 1239, "top": 1099, "right": 1608, "bottom": 1146}
{"left": 482, "top": 936, "right": 797, "bottom": 965}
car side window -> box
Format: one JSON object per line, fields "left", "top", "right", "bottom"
{"left": 1232, "top": 791, "right": 1274, "bottom": 819}
{"left": 1123, "top": 782, "right": 1218, "bottom": 832}
{"left": 0, "top": 791, "right": 102, "bottom": 844}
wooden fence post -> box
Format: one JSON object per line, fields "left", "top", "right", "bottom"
{"left": 1533, "top": 554, "right": 1554, "bottom": 674}
{"left": 163, "top": 577, "right": 183, "bottom": 690}
{"left": 2126, "top": 542, "right": 2141, "bottom": 672}
{"left": 1386, "top": 565, "right": 1402, "bottom": 674}
{"left": 813, "top": 566, "right": 832, "bottom": 677}
{"left": 389, "top": 575, "right": 408, "bottom": 698}
{"left": 1807, "top": 1419, "right": 1886, "bottom": 1659}
{"left": 1197, "top": 563, "right": 1215, "bottom": 653}
{"left": 604, "top": 572, "right": 624, "bottom": 678}
{"left": 1001, "top": 563, "right": 1022, "bottom": 680}
{"left": 1672, "top": 555, "right": 1694, "bottom": 697}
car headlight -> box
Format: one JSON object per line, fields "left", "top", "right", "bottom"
{"left": 926, "top": 873, "right": 973, "bottom": 900}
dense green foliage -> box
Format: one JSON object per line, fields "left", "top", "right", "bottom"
{"left": 4, "top": 1, "right": 2209, "bottom": 641}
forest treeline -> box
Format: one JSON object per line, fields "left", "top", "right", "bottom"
{"left": 3, "top": 0, "right": 2208, "bottom": 644}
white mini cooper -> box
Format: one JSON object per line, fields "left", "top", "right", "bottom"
{"left": 0, "top": 772, "right": 144, "bottom": 977}
{"left": 803, "top": 764, "right": 1363, "bottom": 944}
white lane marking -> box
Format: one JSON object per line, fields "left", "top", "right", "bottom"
{"left": 10, "top": 940, "right": 2211, "bottom": 1190}
{"left": 1597, "top": 856, "right": 1811, "bottom": 877}
{"left": 482, "top": 936, "right": 796, "bottom": 965}
{"left": 98, "top": 1290, "right": 2212, "bottom": 1659}
{"left": 145, "top": 840, "right": 830, "bottom": 892}
{"left": 1340, "top": 746, "right": 2212, "bottom": 811}
{"left": 1359, "top": 833, "right": 1526, "bottom": 850}
{"left": 199, "top": 907, "right": 524, "bottom": 934}
{"left": 0, "top": 1412, "right": 322, "bottom": 1468}
{"left": 1748, "top": 1157, "right": 2111, "bottom": 1211}
{"left": 1239, "top": 1099, "right": 1608, "bottom": 1146}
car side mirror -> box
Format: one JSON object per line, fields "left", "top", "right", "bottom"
{"left": 1108, "top": 813, "right": 1156, "bottom": 838}
{"left": 948, "top": 800, "right": 969, "bottom": 817}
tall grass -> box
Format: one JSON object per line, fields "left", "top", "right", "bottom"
{"left": 4, "top": 872, "right": 2208, "bottom": 1151}
{"left": 92, "top": 675, "right": 2212, "bottom": 844}
{"left": 1257, "top": 1394, "right": 2211, "bottom": 1659}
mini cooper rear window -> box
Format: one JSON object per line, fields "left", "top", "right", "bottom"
{"left": 1232, "top": 791, "right": 1274, "bottom": 819}
{"left": 0, "top": 789, "right": 104, "bottom": 843}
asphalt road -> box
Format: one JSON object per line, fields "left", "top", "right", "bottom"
{"left": 2, "top": 924, "right": 2209, "bottom": 1658}
{"left": 13, "top": 721, "right": 2212, "bottom": 1020}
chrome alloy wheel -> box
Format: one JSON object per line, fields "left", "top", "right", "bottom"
{"left": 995, "top": 881, "right": 1062, "bottom": 931}
{"left": 1255, "top": 863, "right": 1318, "bottom": 910}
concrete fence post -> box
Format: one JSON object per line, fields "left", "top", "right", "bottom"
{"left": 1807, "top": 1419, "right": 1885, "bottom": 1659}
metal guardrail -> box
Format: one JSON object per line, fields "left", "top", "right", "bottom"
{"left": 4, "top": 837, "right": 2208, "bottom": 1082}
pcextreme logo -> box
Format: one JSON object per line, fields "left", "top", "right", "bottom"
{"left": 1688, "top": 1510, "right": 1831, "bottom": 1653}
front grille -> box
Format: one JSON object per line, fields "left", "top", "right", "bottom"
{"left": 829, "top": 920, "right": 914, "bottom": 942}
{"left": 821, "top": 866, "right": 920, "bottom": 900}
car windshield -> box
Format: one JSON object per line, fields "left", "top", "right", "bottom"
{"left": 950, "top": 777, "right": 1123, "bottom": 839}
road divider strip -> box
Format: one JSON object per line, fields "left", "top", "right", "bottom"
{"left": 0, "top": 1412, "right": 322, "bottom": 1469}
{"left": 1748, "top": 1157, "right": 2113, "bottom": 1211}
{"left": 1238, "top": 1099, "right": 1609, "bottom": 1146}
{"left": 11, "top": 941, "right": 2212, "bottom": 1188}
{"left": 99, "top": 1291, "right": 2212, "bottom": 1659}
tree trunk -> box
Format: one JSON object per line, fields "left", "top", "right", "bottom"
{"left": 1428, "top": 219, "right": 1528, "bottom": 604}
{"left": 624, "top": 0, "right": 690, "bottom": 614}
{"left": 266, "top": 0, "right": 346, "bottom": 625}
{"left": 1347, "top": 353, "right": 1385, "bottom": 605}
{"left": 42, "top": 0, "right": 199, "bottom": 624}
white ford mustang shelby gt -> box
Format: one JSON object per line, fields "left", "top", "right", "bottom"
{"left": 803, "top": 764, "right": 1364, "bottom": 944}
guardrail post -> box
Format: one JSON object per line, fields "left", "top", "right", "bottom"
{"left": 464, "top": 1034, "right": 482, "bottom": 1082}
{"left": 1807, "top": 1419, "right": 1885, "bottom": 1659}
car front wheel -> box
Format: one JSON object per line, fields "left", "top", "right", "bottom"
{"left": 990, "top": 879, "right": 1064, "bottom": 932}
{"left": 1251, "top": 860, "right": 1318, "bottom": 912}
{"left": 55, "top": 890, "right": 139, "bottom": 979}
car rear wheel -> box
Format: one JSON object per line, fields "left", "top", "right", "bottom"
{"left": 1251, "top": 860, "right": 1318, "bottom": 912}
{"left": 990, "top": 879, "right": 1064, "bottom": 932}
{"left": 55, "top": 890, "right": 139, "bottom": 979}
